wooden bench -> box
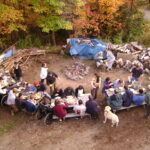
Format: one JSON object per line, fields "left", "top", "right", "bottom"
{"left": 53, "top": 113, "right": 90, "bottom": 120}
{"left": 114, "top": 102, "right": 146, "bottom": 112}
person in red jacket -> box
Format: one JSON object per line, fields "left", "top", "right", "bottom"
{"left": 53, "top": 99, "right": 68, "bottom": 121}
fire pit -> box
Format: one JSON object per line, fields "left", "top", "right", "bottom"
{"left": 63, "top": 62, "right": 90, "bottom": 80}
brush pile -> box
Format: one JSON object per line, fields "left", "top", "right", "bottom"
{"left": 63, "top": 62, "right": 90, "bottom": 80}
{"left": 0, "top": 49, "right": 47, "bottom": 72}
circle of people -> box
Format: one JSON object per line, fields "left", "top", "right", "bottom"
{"left": 0, "top": 59, "right": 150, "bottom": 121}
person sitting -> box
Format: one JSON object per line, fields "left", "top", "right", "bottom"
{"left": 144, "top": 89, "right": 150, "bottom": 119}
{"left": 34, "top": 81, "right": 46, "bottom": 92}
{"left": 133, "top": 89, "right": 146, "bottom": 106}
{"left": 15, "top": 93, "right": 25, "bottom": 110}
{"left": 107, "top": 90, "right": 123, "bottom": 111}
{"left": 52, "top": 87, "right": 64, "bottom": 98}
{"left": 73, "top": 100, "right": 86, "bottom": 118}
{"left": 122, "top": 86, "right": 133, "bottom": 107}
{"left": 86, "top": 96, "right": 99, "bottom": 119}
{"left": 75, "top": 85, "right": 85, "bottom": 97}
{"left": 24, "top": 95, "right": 37, "bottom": 113}
{"left": 6, "top": 88, "right": 18, "bottom": 115}
{"left": 64, "top": 87, "right": 75, "bottom": 97}
{"left": 25, "top": 83, "right": 37, "bottom": 93}
{"left": 53, "top": 99, "right": 68, "bottom": 121}
{"left": 113, "top": 79, "right": 124, "bottom": 89}
{"left": 102, "top": 77, "right": 113, "bottom": 94}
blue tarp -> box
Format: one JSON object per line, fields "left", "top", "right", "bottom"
{"left": 0, "top": 49, "right": 13, "bottom": 63}
{"left": 67, "top": 38, "right": 107, "bottom": 59}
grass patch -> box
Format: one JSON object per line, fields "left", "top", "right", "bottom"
{"left": 0, "top": 121, "right": 16, "bottom": 136}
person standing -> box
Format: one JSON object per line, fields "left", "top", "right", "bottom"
{"left": 91, "top": 73, "right": 101, "bottom": 99}
{"left": 46, "top": 71, "right": 58, "bottom": 95}
{"left": 144, "top": 90, "right": 150, "bottom": 119}
{"left": 131, "top": 65, "right": 143, "bottom": 83}
{"left": 14, "top": 62, "right": 22, "bottom": 82}
{"left": 104, "top": 49, "right": 115, "bottom": 71}
{"left": 40, "top": 63, "right": 48, "bottom": 83}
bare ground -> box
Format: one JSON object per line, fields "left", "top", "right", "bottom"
{"left": 0, "top": 54, "right": 150, "bottom": 150}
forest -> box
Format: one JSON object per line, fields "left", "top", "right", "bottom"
{"left": 0, "top": 0, "right": 150, "bottom": 50}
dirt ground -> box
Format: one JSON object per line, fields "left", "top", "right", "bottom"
{"left": 0, "top": 54, "right": 150, "bottom": 150}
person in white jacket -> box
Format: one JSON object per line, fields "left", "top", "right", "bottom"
{"left": 40, "top": 63, "right": 48, "bottom": 83}
{"left": 6, "top": 88, "right": 18, "bottom": 115}
{"left": 73, "top": 100, "right": 86, "bottom": 118}
{"left": 104, "top": 49, "right": 115, "bottom": 71}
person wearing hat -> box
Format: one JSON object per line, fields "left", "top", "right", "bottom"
{"left": 131, "top": 65, "right": 143, "bottom": 83}
{"left": 144, "top": 86, "right": 150, "bottom": 118}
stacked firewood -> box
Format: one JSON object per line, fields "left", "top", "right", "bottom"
{"left": 110, "top": 42, "right": 150, "bottom": 75}
{"left": 0, "top": 49, "right": 47, "bottom": 72}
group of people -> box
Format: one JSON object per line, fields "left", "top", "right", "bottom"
{"left": 0, "top": 57, "right": 150, "bottom": 121}
{"left": 0, "top": 62, "right": 100, "bottom": 121}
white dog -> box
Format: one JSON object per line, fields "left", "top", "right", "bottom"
{"left": 103, "top": 106, "right": 119, "bottom": 127}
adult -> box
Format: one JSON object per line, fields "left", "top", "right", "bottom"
{"left": 73, "top": 100, "right": 86, "bottom": 118}
{"left": 40, "top": 63, "right": 48, "bottom": 83}
{"left": 102, "top": 77, "right": 113, "bottom": 94}
{"left": 46, "top": 71, "right": 58, "bottom": 95}
{"left": 133, "top": 89, "right": 146, "bottom": 106}
{"left": 113, "top": 79, "right": 124, "bottom": 89}
{"left": 64, "top": 87, "right": 75, "bottom": 97}
{"left": 13, "top": 62, "right": 22, "bottom": 82}
{"left": 24, "top": 95, "right": 37, "bottom": 113}
{"left": 86, "top": 96, "right": 99, "bottom": 119}
{"left": 144, "top": 90, "right": 150, "bottom": 118}
{"left": 131, "top": 65, "right": 143, "bottom": 82}
{"left": 34, "top": 81, "right": 46, "bottom": 92}
{"left": 104, "top": 49, "right": 115, "bottom": 71}
{"left": 6, "top": 88, "right": 18, "bottom": 115}
{"left": 107, "top": 90, "right": 123, "bottom": 111}
{"left": 52, "top": 87, "right": 64, "bottom": 98}
{"left": 53, "top": 100, "right": 68, "bottom": 121}
{"left": 122, "top": 85, "right": 133, "bottom": 107}
{"left": 75, "top": 85, "right": 85, "bottom": 97}
{"left": 25, "top": 83, "right": 37, "bottom": 93}
{"left": 91, "top": 73, "right": 101, "bottom": 99}
{"left": 15, "top": 93, "right": 25, "bottom": 110}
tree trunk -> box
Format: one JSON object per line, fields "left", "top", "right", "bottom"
{"left": 51, "top": 31, "right": 56, "bottom": 46}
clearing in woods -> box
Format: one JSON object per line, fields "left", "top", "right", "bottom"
{"left": 0, "top": 54, "right": 150, "bottom": 150}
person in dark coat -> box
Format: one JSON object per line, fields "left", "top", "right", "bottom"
{"left": 108, "top": 90, "right": 123, "bottom": 111}
{"left": 13, "top": 62, "right": 22, "bottom": 82}
{"left": 122, "top": 85, "right": 133, "bottom": 107}
{"left": 64, "top": 87, "right": 75, "bottom": 97}
{"left": 46, "top": 71, "right": 58, "bottom": 95}
{"left": 86, "top": 96, "right": 99, "bottom": 119}
{"left": 52, "top": 87, "right": 64, "bottom": 98}
{"left": 131, "top": 65, "right": 143, "bottom": 82}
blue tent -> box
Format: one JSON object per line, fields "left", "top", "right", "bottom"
{"left": 67, "top": 38, "right": 107, "bottom": 59}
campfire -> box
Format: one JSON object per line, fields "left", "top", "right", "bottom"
{"left": 63, "top": 62, "right": 90, "bottom": 80}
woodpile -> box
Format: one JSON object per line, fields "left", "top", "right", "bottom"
{"left": 63, "top": 62, "right": 90, "bottom": 80}
{"left": 110, "top": 42, "right": 150, "bottom": 75}
{"left": 0, "top": 48, "right": 47, "bottom": 72}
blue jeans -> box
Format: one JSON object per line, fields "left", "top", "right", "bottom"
{"left": 131, "top": 77, "right": 138, "bottom": 82}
